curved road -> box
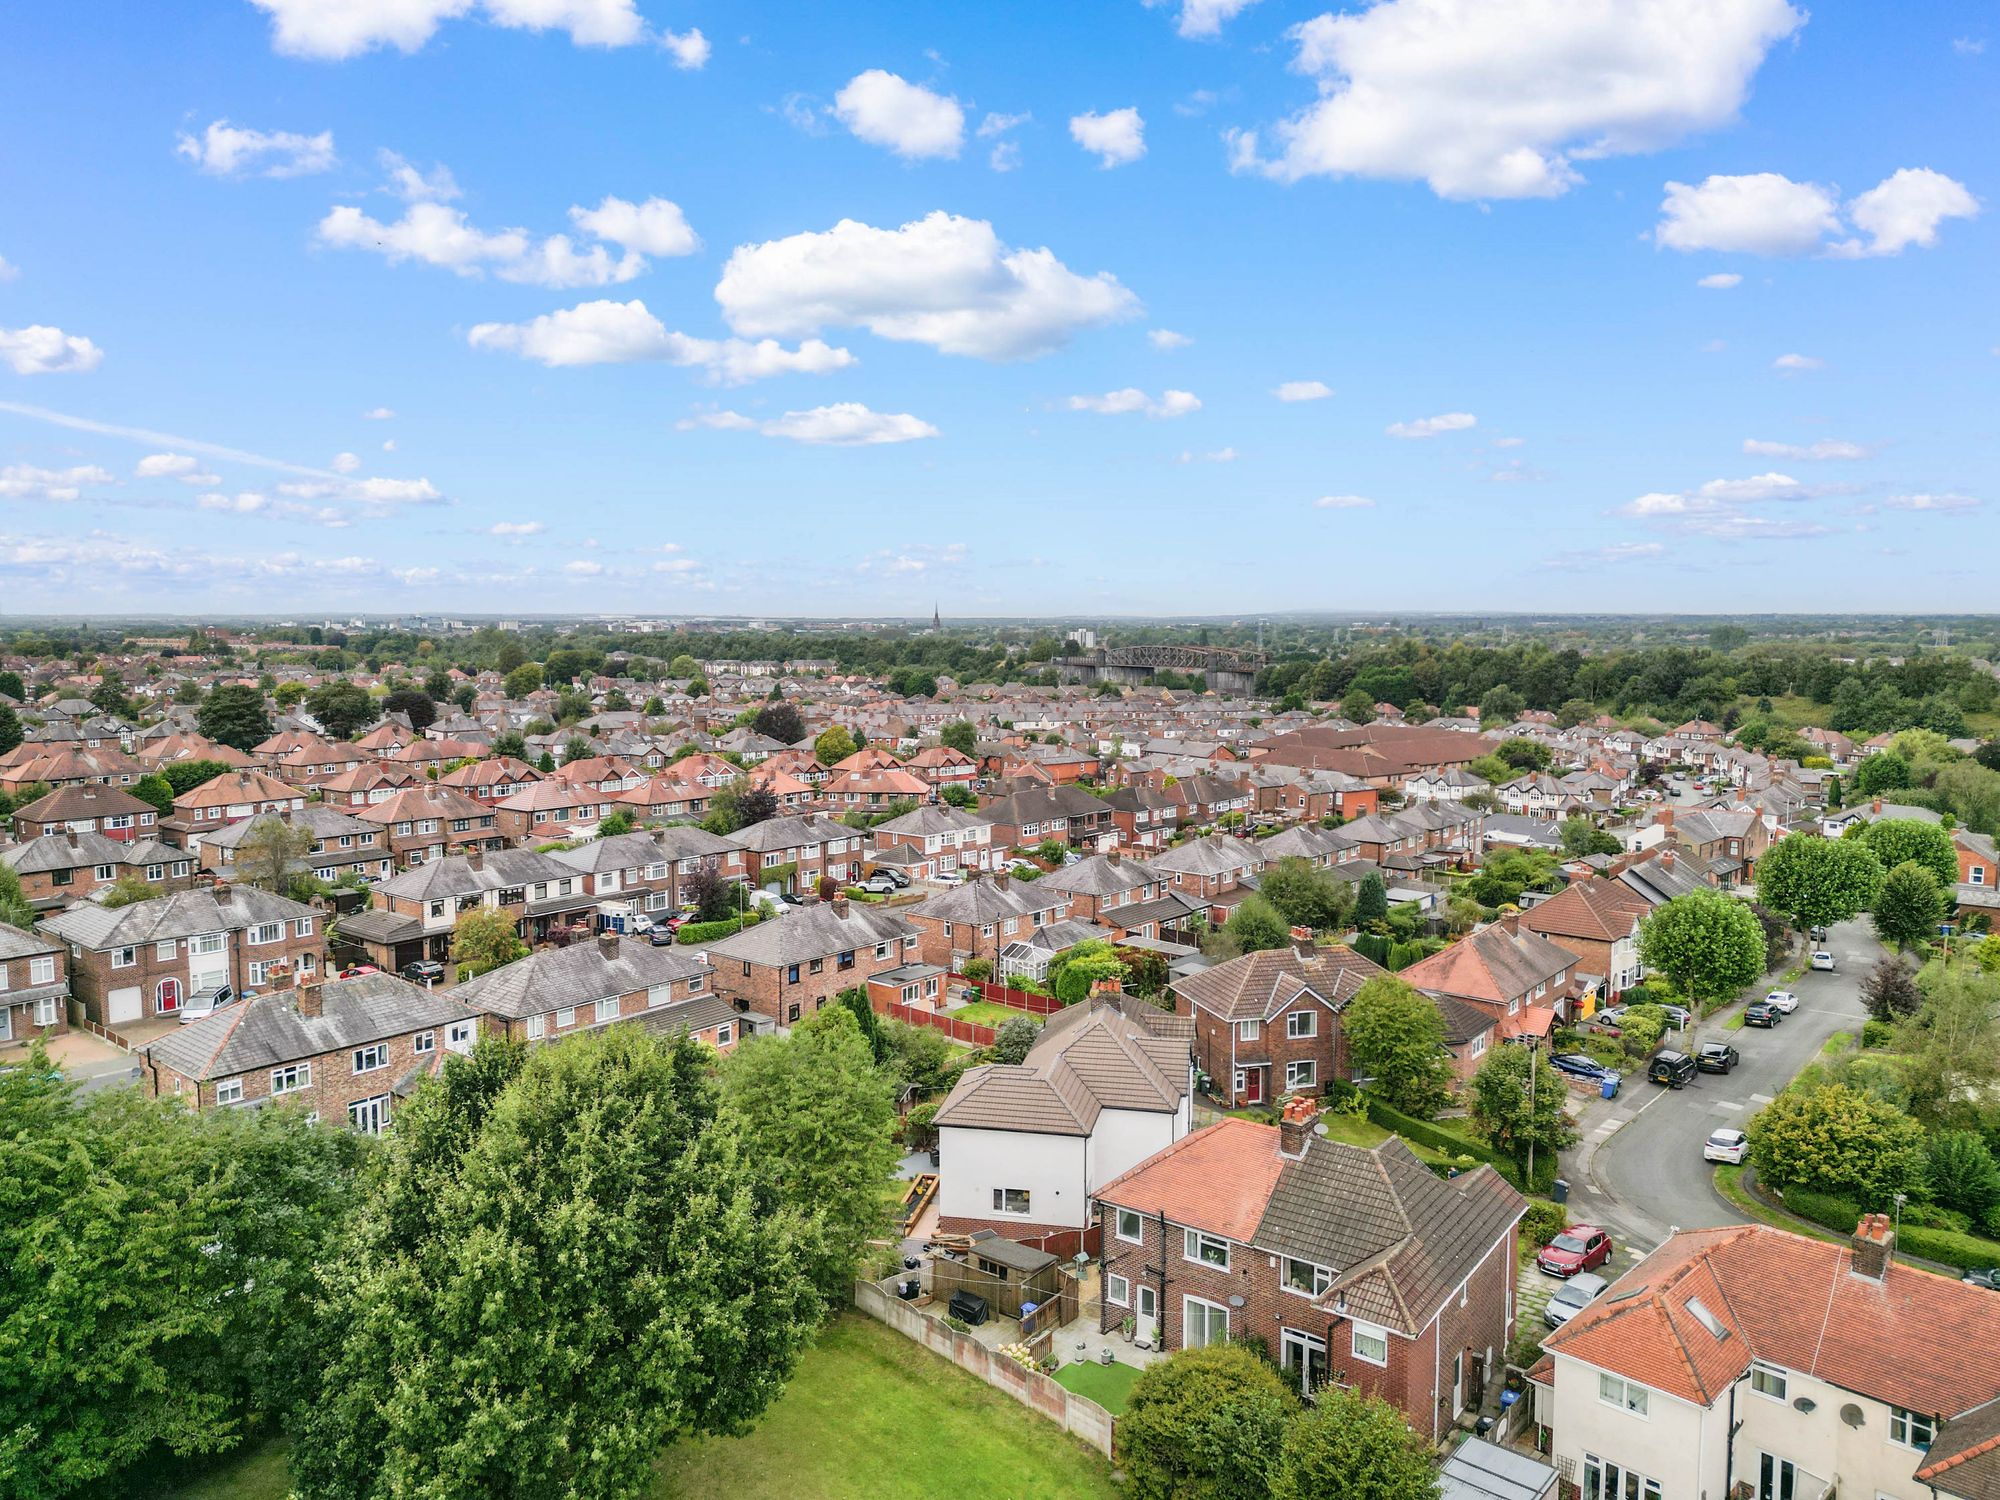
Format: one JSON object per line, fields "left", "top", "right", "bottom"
{"left": 1574, "top": 916, "right": 1879, "bottom": 1249}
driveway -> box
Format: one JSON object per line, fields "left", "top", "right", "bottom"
{"left": 1564, "top": 916, "right": 1878, "bottom": 1251}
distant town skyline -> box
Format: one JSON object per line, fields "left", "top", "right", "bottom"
{"left": 0, "top": 1, "right": 1993, "bottom": 612}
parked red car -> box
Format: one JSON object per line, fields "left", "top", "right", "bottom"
{"left": 1538, "top": 1225, "right": 1613, "bottom": 1278}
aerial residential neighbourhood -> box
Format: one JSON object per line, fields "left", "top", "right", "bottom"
{"left": 4, "top": 3, "right": 1998, "bottom": 1499}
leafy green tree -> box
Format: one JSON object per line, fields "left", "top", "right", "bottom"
{"left": 1853, "top": 752, "right": 1912, "bottom": 797}
{"left": 751, "top": 701, "right": 805, "bottom": 744}
{"left": 0, "top": 702, "right": 20, "bottom": 757}
{"left": 131, "top": 772, "right": 176, "bottom": 815}
{"left": 1896, "top": 962, "right": 2000, "bottom": 1130}
{"left": 1555, "top": 698, "right": 1595, "bottom": 729}
{"left": 496, "top": 639, "right": 528, "bottom": 674}
{"left": 1468, "top": 1044, "right": 1575, "bottom": 1172}
{"left": 0, "top": 669, "right": 24, "bottom": 703}
{"left": 1746, "top": 1083, "right": 1927, "bottom": 1204}
{"left": 939, "top": 784, "right": 976, "bottom": 808}
{"left": 1496, "top": 738, "right": 1551, "bottom": 772}
{"left": 939, "top": 719, "right": 979, "bottom": 756}
{"left": 1926, "top": 1131, "right": 2000, "bottom": 1221}
{"left": 1354, "top": 871, "right": 1389, "bottom": 927}
{"left": 304, "top": 681, "right": 377, "bottom": 741}
{"left": 1340, "top": 686, "right": 1378, "bottom": 724}
{"left": 2, "top": 1064, "right": 363, "bottom": 1499}
{"left": 0, "top": 865, "right": 39, "bottom": 929}
{"left": 503, "top": 662, "right": 545, "bottom": 699}
{"left": 1637, "top": 890, "right": 1766, "bottom": 1007}
{"left": 235, "top": 814, "right": 317, "bottom": 892}
{"left": 291, "top": 1030, "right": 819, "bottom": 1500}
{"left": 597, "top": 809, "right": 633, "bottom": 837}
{"left": 163, "top": 759, "right": 233, "bottom": 798}
{"left": 491, "top": 729, "right": 528, "bottom": 761}
{"left": 1464, "top": 753, "right": 1513, "bottom": 785}
{"left": 684, "top": 865, "right": 736, "bottom": 923}
{"left": 721, "top": 1007, "right": 899, "bottom": 1304}
{"left": 449, "top": 906, "right": 528, "bottom": 976}
{"left": 1260, "top": 857, "right": 1354, "bottom": 932}
{"left": 1119, "top": 1344, "right": 1297, "bottom": 1500}
{"left": 1344, "top": 976, "right": 1454, "bottom": 1119}
{"left": 1477, "top": 684, "right": 1524, "bottom": 724}
{"left": 561, "top": 734, "right": 595, "bottom": 765}
{"left": 197, "top": 683, "right": 273, "bottom": 751}
{"left": 813, "top": 725, "right": 858, "bottom": 765}
{"left": 1223, "top": 894, "right": 1292, "bottom": 956}
{"left": 381, "top": 687, "right": 436, "bottom": 732}
{"left": 1050, "top": 939, "right": 1130, "bottom": 1004}
{"left": 1874, "top": 860, "right": 1947, "bottom": 950}
{"left": 1271, "top": 1386, "right": 1442, "bottom": 1500}
{"left": 1755, "top": 833, "right": 1884, "bottom": 935}
{"left": 1558, "top": 815, "right": 1620, "bottom": 858}
{"left": 1860, "top": 957, "right": 1922, "bottom": 1021}
{"left": 98, "top": 875, "right": 164, "bottom": 909}
{"left": 991, "top": 1014, "right": 1041, "bottom": 1065}
{"left": 834, "top": 986, "right": 889, "bottom": 1064}
{"left": 668, "top": 653, "right": 701, "bottom": 679}
{"left": 1858, "top": 817, "right": 1959, "bottom": 889}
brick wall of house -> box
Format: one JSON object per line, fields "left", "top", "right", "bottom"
{"left": 1180, "top": 1002, "right": 1349, "bottom": 1105}
{"left": 146, "top": 1009, "right": 437, "bottom": 1127}
{"left": 1, "top": 945, "right": 68, "bottom": 1041}
{"left": 1959, "top": 842, "right": 1998, "bottom": 889}
{"left": 710, "top": 934, "right": 922, "bottom": 1026}
{"left": 66, "top": 921, "right": 327, "bottom": 1026}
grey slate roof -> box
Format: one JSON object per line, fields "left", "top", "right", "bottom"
{"left": 0, "top": 921, "right": 60, "bottom": 961}
{"left": 703, "top": 900, "right": 917, "bottom": 967}
{"left": 550, "top": 825, "right": 736, "bottom": 875}
{"left": 141, "top": 972, "right": 472, "bottom": 1081}
{"left": 1034, "top": 853, "right": 1155, "bottom": 899}
{"left": 42, "top": 886, "right": 317, "bottom": 951}
{"left": 1144, "top": 835, "right": 1265, "bottom": 879}
{"left": 1169, "top": 942, "right": 1389, "bottom": 1023}
{"left": 934, "top": 997, "right": 1189, "bottom": 1136}
{"left": 908, "top": 877, "right": 1069, "bottom": 925}
{"left": 449, "top": 935, "right": 714, "bottom": 1019}
{"left": 374, "top": 849, "right": 576, "bottom": 902}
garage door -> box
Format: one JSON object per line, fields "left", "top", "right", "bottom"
{"left": 107, "top": 987, "right": 142, "bottom": 1025}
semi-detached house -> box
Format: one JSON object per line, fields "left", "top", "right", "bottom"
{"left": 704, "top": 893, "right": 920, "bottom": 1028}
{"left": 451, "top": 928, "right": 734, "bottom": 1051}
{"left": 333, "top": 847, "right": 594, "bottom": 975}
{"left": 0, "top": 922, "right": 68, "bottom": 1047}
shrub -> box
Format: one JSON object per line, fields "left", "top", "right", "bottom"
{"left": 1119, "top": 1344, "right": 1297, "bottom": 1500}
{"left": 960, "top": 958, "right": 993, "bottom": 982}
{"left": 1860, "top": 1019, "right": 1896, "bottom": 1049}
{"left": 1927, "top": 1131, "right": 2000, "bottom": 1220}
{"left": 675, "top": 913, "right": 760, "bottom": 945}
{"left": 1521, "top": 1200, "right": 1569, "bottom": 1248}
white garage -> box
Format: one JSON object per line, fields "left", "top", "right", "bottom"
{"left": 106, "top": 986, "right": 143, "bottom": 1025}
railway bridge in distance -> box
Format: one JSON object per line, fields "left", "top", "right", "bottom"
{"left": 1051, "top": 645, "right": 1264, "bottom": 696}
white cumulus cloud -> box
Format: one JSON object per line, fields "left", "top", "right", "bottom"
{"left": 1697, "top": 272, "right": 1743, "bottom": 288}
{"left": 378, "top": 149, "right": 460, "bottom": 201}
{"left": 1839, "top": 168, "right": 1979, "bottom": 256}
{"left": 1772, "top": 353, "right": 1822, "bottom": 372}
{"left": 248, "top": 0, "right": 645, "bottom": 59}
{"left": 1067, "top": 388, "right": 1200, "bottom": 418}
{"left": 569, "top": 195, "right": 700, "bottom": 256}
{"left": 833, "top": 70, "right": 965, "bottom": 160}
{"left": 1274, "top": 379, "right": 1334, "bottom": 402}
{"left": 1070, "top": 108, "right": 1146, "bottom": 168}
{"left": 467, "top": 298, "right": 854, "bottom": 383}
{"left": 175, "top": 119, "right": 336, "bottom": 177}
{"left": 0, "top": 463, "right": 114, "bottom": 501}
{"left": 1386, "top": 411, "right": 1475, "bottom": 438}
{"left": 1144, "top": 0, "right": 1262, "bottom": 39}
{"left": 1313, "top": 494, "right": 1375, "bottom": 509}
{"left": 1149, "top": 329, "right": 1191, "bottom": 350}
{"left": 1658, "top": 167, "right": 1977, "bottom": 258}
{"left": 1228, "top": 0, "right": 1802, "bottom": 198}
{"left": 317, "top": 201, "right": 649, "bottom": 287}
{"left": 660, "top": 26, "right": 708, "bottom": 68}
{"left": 715, "top": 211, "right": 1139, "bottom": 362}
{"left": 0, "top": 326, "right": 103, "bottom": 374}
{"left": 759, "top": 404, "right": 940, "bottom": 446}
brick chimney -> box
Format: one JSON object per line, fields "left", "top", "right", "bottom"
{"left": 1089, "top": 974, "right": 1123, "bottom": 1000}
{"left": 1499, "top": 910, "right": 1522, "bottom": 937}
{"left": 1660, "top": 850, "right": 1675, "bottom": 871}
{"left": 1735, "top": 786, "right": 1747, "bottom": 803}
{"left": 1290, "top": 925, "right": 1316, "bottom": 960}
{"left": 466, "top": 844, "right": 484, "bottom": 871}
{"left": 212, "top": 883, "right": 232, "bottom": 904}
{"left": 1279, "top": 1096, "right": 1319, "bottom": 1160}
{"left": 994, "top": 868, "right": 1011, "bottom": 891}
{"left": 596, "top": 928, "right": 619, "bottom": 958}
{"left": 1657, "top": 806, "right": 1674, "bottom": 829}
{"left": 832, "top": 893, "right": 850, "bottom": 919}
{"left": 265, "top": 959, "right": 293, "bottom": 992}
{"left": 1851, "top": 1212, "right": 1894, "bottom": 1281}
{"left": 65, "top": 829, "right": 79, "bottom": 848}
{"left": 1872, "top": 797, "right": 1883, "bottom": 816}
{"left": 1107, "top": 847, "right": 1121, "bottom": 866}
{"left": 296, "top": 980, "right": 323, "bottom": 1018}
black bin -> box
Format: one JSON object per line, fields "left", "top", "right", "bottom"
{"left": 1552, "top": 1177, "right": 1570, "bottom": 1205}
{"left": 948, "top": 1289, "right": 989, "bottom": 1326}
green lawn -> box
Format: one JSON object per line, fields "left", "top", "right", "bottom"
{"left": 1052, "top": 1359, "right": 1142, "bottom": 1415}
{"left": 1821, "top": 1030, "right": 1854, "bottom": 1057}
{"left": 135, "top": 1435, "right": 293, "bottom": 1499}
{"left": 656, "top": 1315, "right": 1120, "bottom": 1500}
{"left": 950, "top": 999, "right": 1043, "bottom": 1029}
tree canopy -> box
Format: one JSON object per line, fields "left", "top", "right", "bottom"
{"left": 1119, "top": 1344, "right": 1297, "bottom": 1500}
{"left": 1271, "top": 1387, "right": 1442, "bottom": 1500}
{"left": 1746, "top": 1082, "right": 1928, "bottom": 1205}
{"left": 1873, "top": 861, "right": 1948, "bottom": 950}
{"left": 1636, "top": 889, "right": 1767, "bottom": 1007}
{"left": 1468, "top": 1044, "right": 1575, "bottom": 1172}
{"left": 196, "top": 683, "right": 272, "bottom": 751}
{"left": 1856, "top": 817, "right": 1959, "bottom": 888}
{"left": 304, "top": 681, "right": 376, "bottom": 741}
{"left": 1755, "top": 833, "right": 1884, "bottom": 933}
{"left": 449, "top": 907, "right": 527, "bottom": 976}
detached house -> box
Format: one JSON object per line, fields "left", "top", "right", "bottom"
{"left": 1539, "top": 1216, "right": 2000, "bottom": 1500}
{"left": 1096, "top": 1102, "right": 1526, "bottom": 1432}
{"left": 932, "top": 994, "right": 1193, "bottom": 1255}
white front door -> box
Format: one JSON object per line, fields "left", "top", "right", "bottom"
{"left": 1134, "top": 1283, "right": 1158, "bottom": 1346}
{"left": 107, "top": 986, "right": 142, "bottom": 1025}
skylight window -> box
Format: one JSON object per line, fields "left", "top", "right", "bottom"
{"left": 1687, "top": 1298, "right": 1728, "bottom": 1339}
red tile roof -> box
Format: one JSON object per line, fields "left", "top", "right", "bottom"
{"left": 1094, "top": 1117, "right": 1285, "bottom": 1243}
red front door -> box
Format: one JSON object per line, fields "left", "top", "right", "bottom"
{"left": 1242, "top": 1067, "right": 1264, "bottom": 1105}
{"left": 157, "top": 978, "right": 181, "bottom": 1013}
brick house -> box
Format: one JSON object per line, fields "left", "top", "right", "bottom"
{"left": 1247, "top": 723, "right": 1499, "bottom": 788}
{"left": 451, "top": 928, "right": 737, "bottom": 1051}
{"left": 1397, "top": 915, "right": 1580, "bottom": 1036}
{"left": 1954, "top": 830, "right": 1999, "bottom": 920}
{"left": 903, "top": 868, "right": 1073, "bottom": 970}
{"left": 436, "top": 754, "right": 544, "bottom": 804}
{"left": 333, "top": 847, "right": 596, "bottom": 974}
{"left": 0, "top": 922, "right": 68, "bottom": 1047}
{"left": 727, "top": 813, "right": 869, "bottom": 894}
{"left": 2, "top": 830, "right": 196, "bottom": 912}
{"left": 10, "top": 783, "right": 160, "bottom": 843}
{"left": 1033, "top": 849, "right": 1168, "bottom": 923}
{"left": 611, "top": 774, "right": 711, "bottom": 823}
{"left": 977, "top": 784, "right": 1117, "bottom": 853}
{"left": 319, "top": 760, "right": 422, "bottom": 810}
{"left": 492, "top": 780, "right": 617, "bottom": 842}
{"left": 1518, "top": 876, "right": 1652, "bottom": 1002}
{"left": 198, "top": 805, "right": 395, "bottom": 886}
{"left": 704, "top": 893, "right": 922, "bottom": 1027}
{"left": 868, "top": 804, "right": 999, "bottom": 880}
{"left": 162, "top": 769, "right": 308, "bottom": 853}
{"left": 549, "top": 825, "right": 748, "bottom": 924}
{"left": 1143, "top": 835, "right": 1267, "bottom": 921}
{"left": 137, "top": 969, "right": 476, "bottom": 1132}
{"left": 42, "top": 885, "right": 327, "bottom": 1027}
{"left": 1099, "top": 785, "right": 1177, "bottom": 849}
{"left": 355, "top": 784, "right": 503, "bottom": 867}
{"left": 1095, "top": 1103, "right": 1526, "bottom": 1436}
{"left": 1169, "top": 938, "right": 1389, "bottom": 1107}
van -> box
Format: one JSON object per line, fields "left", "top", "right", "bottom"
{"left": 1647, "top": 1050, "right": 1696, "bottom": 1089}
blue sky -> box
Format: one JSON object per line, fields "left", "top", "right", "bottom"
{"left": 0, "top": 0, "right": 1993, "bottom": 616}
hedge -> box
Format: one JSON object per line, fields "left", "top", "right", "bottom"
{"left": 1778, "top": 1186, "right": 2000, "bottom": 1273}
{"left": 676, "top": 913, "right": 762, "bottom": 945}
{"left": 1363, "top": 1096, "right": 1556, "bottom": 1194}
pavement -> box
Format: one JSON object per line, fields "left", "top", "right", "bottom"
{"left": 1559, "top": 915, "right": 1878, "bottom": 1254}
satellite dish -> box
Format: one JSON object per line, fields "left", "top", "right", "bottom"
{"left": 1839, "top": 1404, "right": 1864, "bottom": 1429}
{"left": 1793, "top": 1397, "right": 1816, "bottom": 1414}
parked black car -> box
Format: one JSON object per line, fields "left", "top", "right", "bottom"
{"left": 1743, "top": 1000, "right": 1782, "bottom": 1028}
{"left": 1549, "top": 1053, "right": 1621, "bottom": 1084}
{"left": 1696, "top": 1042, "right": 1740, "bottom": 1074}
{"left": 1647, "top": 1051, "right": 1696, "bottom": 1088}
{"left": 401, "top": 959, "right": 447, "bottom": 985}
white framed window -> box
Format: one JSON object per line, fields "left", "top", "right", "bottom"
{"left": 251, "top": 922, "right": 282, "bottom": 945}
{"left": 1285, "top": 1059, "right": 1317, "bottom": 1090}
{"left": 1183, "top": 1296, "right": 1229, "bottom": 1349}
{"left": 992, "top": 1187, "right": 1032, "bottom": 1215}
{"left": 294, "top": 918, "right": 312, "bottom": 938}
{"left": 111, "top": 947, "right": 137, "bottom": 969}
{"left": 32, "top": 997, "right": 58, "bottom": 1027}
{"left": 446, "top": 1021, "right": 475, "bottom": 1051}
{"left": 1282, "top": 1257, "right": 1333, "bottom": 1297}
{"left": 247, "top": 960, "right": 270, "bottom": 987}
{"left": 556, "top": 1007, "right": 575, "bottom": 1028}
{"left": 1183, "top": 1229, "right": 1230, "bottom": 1270}
{"left": 413, "top": 1030, "right": 436, "bottom": 1055}
{"left": 1286, "top": 1010, "right": 1316, "bottom": 1038}
{"left": 1351, "top": 1323, "right": 1389, "bottom": 1367}
{"left": 1106, "top": 1274, "right": 1130, "bottom": 1308}
{"left": 215, "top": 1077, "right": 244, "bottom": 1105}
{"left": 1116, "top": 1208, "right": 1143, "bottom": 1244}
{"left": 1582, "top": 1456, "right": 1661, "bottom": 1500}
{"left": 648, "top": 983, "right": 671, "bottom": 1008}
{"left": 352, "top": 1044, "right": 388, "bottom": 1074}
{"left": 30, "top": 956, "right": 56, "bottom": 985}
{"left": 526, "top": 1013, "right": 546, "bottom": 1039}
{"left": 1598, "top": 1373, "right": 1649, "bottom": 1417}
{"left": 1236, "top": 1019, "right": 1260, "bottom": 1042}
{"left": 94, "top": 864, "right": 116, "bottom": 882}
{"left": 688, "top": 974, "right": 703, "bottom": 992}
{"left": 271, "top": 1062, "right": 311, "bottom": 1095}
{"left": 1891, "top": 1407, "right": 1936, "bottom": 1451}
{"left": 1750, "top": 1361, "right": 1787, "bottom": 1401}
{"left": 192, "top": 932, "right": 224, "bottom": 955}
{"left": 596, "top": 995, "right": 619, "bottom": 1024}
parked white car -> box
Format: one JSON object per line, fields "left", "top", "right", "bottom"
{"left": 1704, "top": 1127, "right": 1749, "bottom": 1164}
{"left": 1763, "top": 990, "right": 1800, "bottom": 1013}
{"left": 1810, "top": 951, "right": 1836, "bottom": 972}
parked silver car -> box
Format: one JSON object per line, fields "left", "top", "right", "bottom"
{"left": 177, "top": 984, "right": 237, "bottom": 1025}
{"left": 1543, "top": 1271, "right": 1610, "bottom": 1329}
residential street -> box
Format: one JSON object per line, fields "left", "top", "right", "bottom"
{"left": 1563, "top": 915, "right": 1880, "bottom": 1251}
